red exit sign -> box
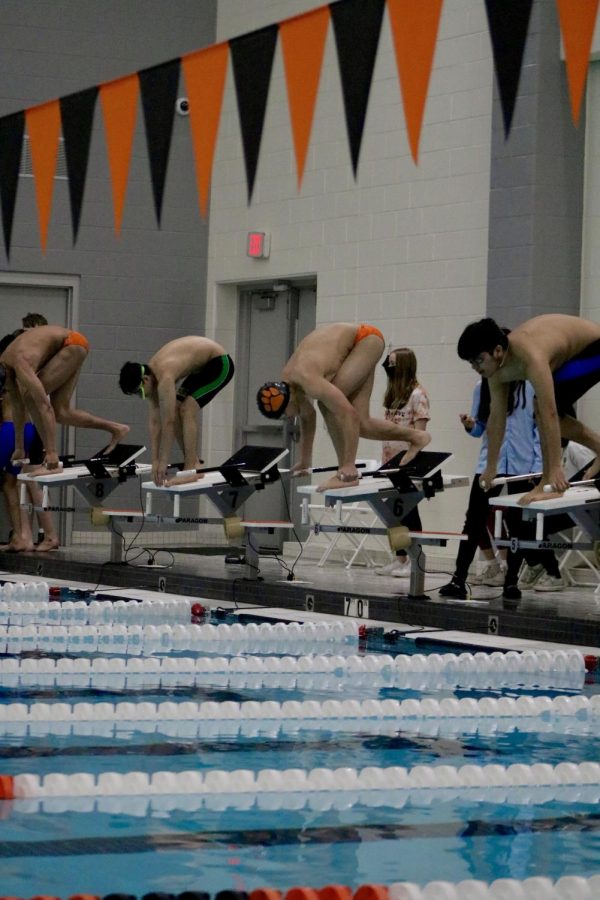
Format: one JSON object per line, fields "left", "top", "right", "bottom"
{"left": 247, "top": 231, "right": 270, "bottom": 258}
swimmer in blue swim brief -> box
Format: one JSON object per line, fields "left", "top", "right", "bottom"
{"left": 457, "top": 314, "right": 600, "bottom": 505}
{"left": 119, "top": 336, "right": 234, "bottom": 487}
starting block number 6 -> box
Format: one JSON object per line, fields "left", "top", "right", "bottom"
{"left": 344, "top": 596, "right": 369, "bottom": 619}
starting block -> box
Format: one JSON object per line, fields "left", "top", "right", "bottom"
{"left": 297, "top": 451, "right": 468, "bottom": 599}
{"left": 139, "top": 446, "right": 291, "bottom": 579}
{"left": 18, "top": 444, "right": 149, "bottom": 512}
{"left": 490, "top": 482, "right": 600, "bottom": 548}
{"left": 17, "top": 445, "right": 151, "bottom": 563}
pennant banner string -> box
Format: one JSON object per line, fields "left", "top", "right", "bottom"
{"left": 0, "top": 0, "right": 592, "bottom": 252}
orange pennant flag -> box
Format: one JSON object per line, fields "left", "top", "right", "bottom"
{"left": 25, "top": 100, "right": 61, "bottom": 253}
{"left": 182, "top": 42, "right": 229, "bottom": 219}
{"left": 556, "top": 0, "right": 599, "bottom": 124}
{"left": 99, "top": 74, "right": 139, "bottom": 236}
{"left": 387, "top": 0, "right": 444, "bottom": 163}
{"left": 280, "top": 6, "right": 330, "bottom": 189}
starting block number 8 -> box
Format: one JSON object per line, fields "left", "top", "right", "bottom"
{"left": 344, "top": 596, "right": 369, "bottom": 619}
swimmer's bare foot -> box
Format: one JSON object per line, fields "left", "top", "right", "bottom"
{"left": 165, "top": 472, "right": 204, "bottom": 487}
{"left": 0, "top": 540, "right": 34, "bottom": 552}
{"left": 25, "top": 463, "right": 64, "bottom": 477}
{"left": 103, "top": 424, "right": 130, "bottom": 454}
{"left": 35, "top": 537, "right": 60, "bottom": 552}
{"left": 518, "top": 484, "right": 563, "bottom": 506}
{"left": 316, "top": 471, "right": 360, "bottom": 492}
{"left": 401, "top": 431, "right": 431, "bottom": 466}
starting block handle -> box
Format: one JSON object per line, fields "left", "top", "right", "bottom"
{"left": 543, "top": 478, "right": 600, "bottom": 492}
{"left": 491, "top": 472, "right": 542, "bottom": 487}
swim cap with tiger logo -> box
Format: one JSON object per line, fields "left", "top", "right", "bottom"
{"left": 257, "top": 381, "right": 290, "bottom": 418}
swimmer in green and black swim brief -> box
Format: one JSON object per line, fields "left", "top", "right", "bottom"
{"left": 118, "top": 336, "right": 235, "bottom": 486}
{"left": 176, "top": 354, "right": 234, "bottom": 406}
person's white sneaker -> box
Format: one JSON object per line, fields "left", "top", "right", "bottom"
{"left": 533, "top": 572, "right": 564, "bottom": 592}
{"left": 392, "top": 559, "right": 411, "bottom": 578}
{"left": 518, "top": 563, "right": 544, "bottom": 589}
{"left": 376, "top": 559, "right": 402, "bottom": 576}
{"left": 469, "top": 560, "right": 506, "bottom": 586}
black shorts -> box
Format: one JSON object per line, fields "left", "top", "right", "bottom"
{"left": 176, "top": 355, "right": 234, "bottom": 408}
{"left": 553, "top": 339, "right": 600, "bottom": 417}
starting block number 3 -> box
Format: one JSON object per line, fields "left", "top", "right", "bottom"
{"left": 344, "top": 596, "right": 369, "bottom": 619}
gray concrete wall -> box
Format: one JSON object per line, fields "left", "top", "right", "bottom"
{"left": 0, "top": 0, "right": 216, "bottom": 534}
{"left": 487, "top": 0, "right": 585, "bottom": 327}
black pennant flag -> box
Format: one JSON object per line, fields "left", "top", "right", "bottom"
{"left": 230, "top": 24, "right": 278, "bottom": 204}
{"left": 139, "top": 58, "right": 181, "bottom": 225}
{"left": 0, "top": 111, "right": 24, "bottom": 258}
{"left": 485, "top": 0, "right": 533, "bottom": 137}
{"left": 330, "top": 0, "right": 385, "bottom": 176}
{"left": 60, "top": 87, "right": 98, "bottom": 243}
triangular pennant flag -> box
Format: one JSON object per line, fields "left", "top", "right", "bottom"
{"left": 25, "top": 99, "right": 61, "bottom": 254}
{"left": 484, "top": 0, "right": 534, "bottom": 137}
{"left": 0, "top": 111, "right": 25, "bottom": 258}
{"left": 182, "top": 42, "right": 229, "bottom": 218}
{"left": 280, "top": 6, "right": 330, "bottom": 189}
{"left": 100, "top": 74, "right": 139, "bottom": 237}
{"left": 138, "top": 58, "right": 181, "bottom": 225}
{"left": 556, "top": 0, "right": 600, "bottom": 125}
{"left": 60, "top": 86, "right": 98, "bottom": 243}
{"left": 330, "top": 0, "right": 386, "bottom": 176}
{"left": 229, "top": 24, "right": 278, "bottom": 203}
{"left": 387, "top": 0, "right": 443, "bottom": 163}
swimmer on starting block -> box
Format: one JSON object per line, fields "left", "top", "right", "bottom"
{"left": 0, "top": 325, "right": 129, "bottom": 474}
{"left": 458, "top": 315, "right": 600, "bottom": 505}
{"left": 119, "top": 336, "right": 234, "bottom": 486}
{"left": 256, "top": 322, "right": 430, "bottom": 492}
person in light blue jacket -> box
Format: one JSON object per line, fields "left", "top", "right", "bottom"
{"left": 440, "top": 377, "right": 563, "bottom": 600}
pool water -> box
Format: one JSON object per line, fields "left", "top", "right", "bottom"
{"left": 1, "top": 607, "right": 599, "bottom": 896}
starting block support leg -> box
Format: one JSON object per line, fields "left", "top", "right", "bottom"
{"left": 111, "top": 530, "right": 123, "bottom": 564}
{"left": 408, "top": 544, "right": 426, "bottom": 598}
{"left": 536, "top": 513, "right": 544, "bottom": 542}
{"left": 244, "top": 541, "right": 260, "bottom": 580}
{"left": 301, "top": 497, "right": 309, "bottom": 525}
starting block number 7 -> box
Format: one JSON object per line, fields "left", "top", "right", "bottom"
{"left": 344, "top": 596, "right": 369, "bottom": 619}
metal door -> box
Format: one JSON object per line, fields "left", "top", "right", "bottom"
{"left": 235, "top": 284, "right": 316, "bottom": 549}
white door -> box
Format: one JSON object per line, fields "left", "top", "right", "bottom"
{"left": 236, "top": 284, "right": 316, "bottom": 548}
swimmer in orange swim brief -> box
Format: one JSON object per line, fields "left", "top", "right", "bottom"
{"left": 63, "top": 331, "right": 90, "bottom": 351}
{"left": 354, "top": 323, "right": 384, "bottom": 345}
{"left": 0, "top": 324, "right": 128, "bottom": 472}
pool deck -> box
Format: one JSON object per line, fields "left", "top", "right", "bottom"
{"left": 1, "top": 542, "right": 600, "bottom": 650}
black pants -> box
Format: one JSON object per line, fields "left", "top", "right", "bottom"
{"left": 453, "top": 476, "right": 560, "bottom": 584}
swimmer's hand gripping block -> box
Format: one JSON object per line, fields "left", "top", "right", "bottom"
{"left": 387, "top": 525, "right": 411, "bottom": 552}
{"left": 91, "top": 507, "right": 109, "bottom": 527}
{"left": 223, "top": 515, "right": 244, "bottom": 541}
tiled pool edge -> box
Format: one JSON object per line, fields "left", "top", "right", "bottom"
{"left": 1, "top": 553, "right": 599, "bottom": 649}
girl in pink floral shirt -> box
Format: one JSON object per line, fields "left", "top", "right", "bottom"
{"left": 378, "top": 347, "right": 430, "bottom": 577}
